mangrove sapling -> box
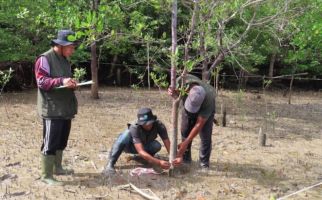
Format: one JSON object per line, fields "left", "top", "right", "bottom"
{"left": 0, "top": 68, "right": 13, "bottom": 118}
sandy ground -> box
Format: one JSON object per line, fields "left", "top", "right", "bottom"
{"left": 0, "top": 87, "right": 321, "bottom": 200}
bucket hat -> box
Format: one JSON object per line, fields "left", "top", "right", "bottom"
{"left": 52, "top": 29, "right": 76, "bottom": 46}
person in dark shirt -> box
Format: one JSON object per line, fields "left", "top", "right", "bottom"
{"left": 168, "top": 74, "right": 215, "bottom": 169}
{"left": 103, "top": 108, "right": 181, "bottom": 174}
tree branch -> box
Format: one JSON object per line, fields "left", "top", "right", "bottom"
{"left": 184, "top": 0, "right": 199, "bottom": 61}
{"left": 229, "top": 9, "right": 257, "bottom": 50}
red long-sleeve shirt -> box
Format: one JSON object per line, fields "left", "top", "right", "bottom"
{"left": 34, "top": 56, "right": 63, "bottom": 91}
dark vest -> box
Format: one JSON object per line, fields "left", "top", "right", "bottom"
{"left": 37, "top": 49, "right": 78, "bottom": 119}
{"left": 178, "top": 74, "right": 216, "bottom": 116}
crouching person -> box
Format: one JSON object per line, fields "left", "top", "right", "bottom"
{"left": 102, "top": 108, "right": 181, "bottom": 175}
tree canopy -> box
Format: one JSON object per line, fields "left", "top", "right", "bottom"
{"left": 0, "top": 0, "right": 321, "bottom": 87}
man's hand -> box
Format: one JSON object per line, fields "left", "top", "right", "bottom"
{"left": 167, "top": 87, "right": 179, "bottom": 98}
{"left": 177, "top": 140, "right": 189, "bottom": 157}
{"left": 63, "top": 78, "right": 77, "bottom": 89}
{"left": 172, "top": 157, "right": 182, "bottom": 167}
{"left": 159, "top": 160, "right": 171, "bottom": 170}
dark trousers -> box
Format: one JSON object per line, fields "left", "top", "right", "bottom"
{"left": 181, "top": 109, "right": 214, "bottom": 166}
{"left": 41, "top": 119, "right": 71, "bottom": 155}
{"left": 108, "top": 130, "right": 162, "bottom": 166}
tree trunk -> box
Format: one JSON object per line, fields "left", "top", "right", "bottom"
{"left": 215, "top": 67, "right": 220, "bottom": 94}
{"left": 201, "top": 39, "right": 208, "bottom": 82}
{"left": 90, "top": 42, "right": 99, "bottom": 99}
{"left": 208, "top": 52, "right": 225, "bottom": 80}
{"left": 221, "top": 103, "right": 226, "bottom": 127}
{"left": 147, "top": 42, "right": 150, "bottom": 90}
{"left": 202, "top": 64, "right": 209, "bottom": 81}
{"left": 268, "top": 53, "right": 276, "bottom": 78}
{"left": 203, "top": 19, "right": 224, "bottom": 82}
{"left": 243, "top": 72, "right": 249, "bottom": 89}
{"left": 238, "top": 70, "right": 248, "bottom": 90}
{"left": 107, "top": 54, "right": 118, "bottom": 79}
{"left": 288, "top": 74, "right": 294, "bottom": 104}
{"left": 116, "top": 68, "right": 121, "bottom": 86}
{"left": 169, "top": 0, "right": 178, "bottom": 171}
{"left": 199, "top": 30, "right": 209, "bottom": 82}
{"left": 90, "top": 0, "right": 99, "bottom": 99}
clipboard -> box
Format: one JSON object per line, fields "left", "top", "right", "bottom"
{"left": 56, "top": 80, "right": 94, "bottom": 89}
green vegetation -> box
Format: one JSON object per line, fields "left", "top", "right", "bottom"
{"left": 0, "top": 68, "right": 13, "bottom": 94}
{"left": 73, "top": 67, "right": 87, "bottom": 82}
{"left": 0, "top": 0, "right": 321, "bottom": 87}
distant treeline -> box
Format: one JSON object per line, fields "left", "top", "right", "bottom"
{"left": 0, "top": 0, "right": 321, "bottom": 91}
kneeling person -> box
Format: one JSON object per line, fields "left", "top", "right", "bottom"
{"left": 103, "top": 108, "right": 175, "bottom": 174}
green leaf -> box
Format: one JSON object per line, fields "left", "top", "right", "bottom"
{"left": 67, "top": 35, "right": 76, "bottom": 42}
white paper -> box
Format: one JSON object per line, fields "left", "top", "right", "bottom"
{"left": 56, "top": 80, "right": 94, "bottom": 89}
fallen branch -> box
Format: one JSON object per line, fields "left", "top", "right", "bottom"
{"left": 118, "top": 183, "right": 161, "bottom": 200}
{"left": 64, "top": 189, "right": 76, "bottom": 193}
{"left": 271, "top": 72, "right": 308, "bottom": 79}
{"left": 85, "top": 193, "right": 112, "bottom": 199}
{"left": 277, "top": 181, "right": 322, "bottom": 200}
{"left": 91, "top": 160, "right": 98, "bottom": 171}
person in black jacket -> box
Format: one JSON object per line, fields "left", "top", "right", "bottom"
{"left": 103, "top": 108, "right": 181, "bottom": 174}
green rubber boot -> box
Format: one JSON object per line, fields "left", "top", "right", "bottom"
{"left": 41, "top": 155, "right": 64, "bottom": 186}
{"left": 54, "top": 150, "right": 74, "bottom": 175}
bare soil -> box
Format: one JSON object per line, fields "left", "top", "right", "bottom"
{"left": 0, "top": 87, "right": 321, "bottom": 200}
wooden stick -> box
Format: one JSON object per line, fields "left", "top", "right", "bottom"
{"left": 258, "top": 127, "right": 266, "bottom": 146}
{"left": 221, "top": 103, "right": 227, "bottom": 127}
{"left": 85, "top": 193, "right": 112, "bottom": 199}
{"left": 272, "top": 72, "right": 308, "bottom": 79}
{"left": 277, "top": 181, "right": 322, "bottom": 200}
{"left": 91, "top": 160, "right": 98, "bottom": 171}
{"left": 118, "top": 183, "right": 161, "bottom": 200}
{"left": 129, "top": 183, "right": 160, "bottom": 200}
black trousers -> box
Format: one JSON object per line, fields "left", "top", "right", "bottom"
{"left": 181, "top": 109, "right": 214, "bottom": 166}
{"left": 41, "top": 119, "right": 71, "bottom": 155}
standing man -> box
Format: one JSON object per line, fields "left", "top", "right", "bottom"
{"left": 103, "top": 108, "right": 181, "bottom": 175}
{"left": 35, "top": 29, "right": 78, "bottom": 185}
{"left": 168, "top": 74, "right": 215, "bottom": 169}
